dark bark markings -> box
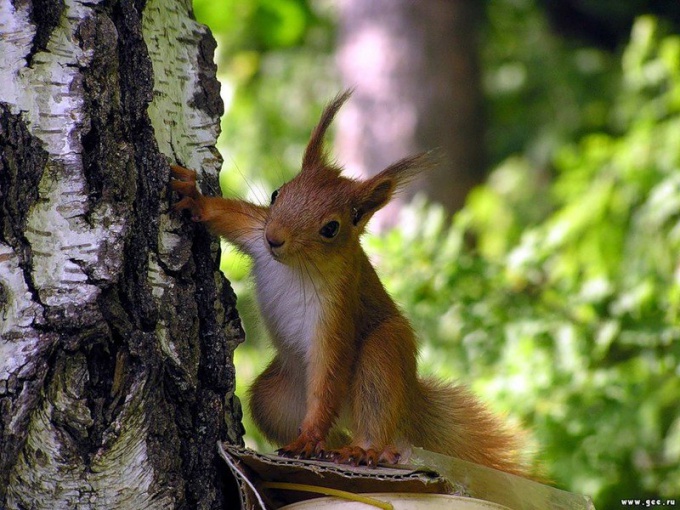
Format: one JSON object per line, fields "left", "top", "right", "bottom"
{"left": 0, "top": 104, "right": 53, "bottom": 503}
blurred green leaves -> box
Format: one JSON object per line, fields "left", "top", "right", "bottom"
{"left": 193, "top": 0, "right": 313, "bottom": 52}
{"left": 483, "top": 0, "right": 618, "bottom": 166}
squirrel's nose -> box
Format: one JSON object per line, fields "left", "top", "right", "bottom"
{"left": 264, "top": 224, "right": 286, "bottom": 250}
{"left": 265, "top": 223, "right": 287, "bottom": 251}
{"left": 267, "top": 234, "right": 285, "bottom": 249}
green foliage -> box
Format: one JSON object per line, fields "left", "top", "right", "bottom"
{"left": 368, "top": 17, "right": 680, "bottom": 506}
{"left": 483, "top": 0, "right": 619, "bottom": 166}
{"left": 193, "top": 0, "right": 314, "bottom": 52}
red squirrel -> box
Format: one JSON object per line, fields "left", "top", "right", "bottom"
{"left": 171, "top": 91, "right": 529, "bottom": 476}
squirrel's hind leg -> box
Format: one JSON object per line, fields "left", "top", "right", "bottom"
{"left": 249, "top": 356, "right": 306, "bottom": 446}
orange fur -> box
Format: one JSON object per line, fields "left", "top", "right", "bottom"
{"left": 170, "top": 91, "right": 532, "bottom": 477}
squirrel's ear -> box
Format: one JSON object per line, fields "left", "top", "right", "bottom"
{"left": 302, "top": 90, "right": 353, "bottom": 173}
{"left": 353, "top": 152, "right": 430, "bottom": 226}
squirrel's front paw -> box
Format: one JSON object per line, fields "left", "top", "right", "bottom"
{"left": 170, "top": 164, "right": 203, "bottom": 221}
{"left": 277, "top": 431, "right": 326, "bottom": 460}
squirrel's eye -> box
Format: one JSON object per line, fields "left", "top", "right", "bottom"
{"left": 270, "top": 189, "right": 279, "bottom": 205}
{"left": 320, "top": 220, "right": 340, "bottom": 239}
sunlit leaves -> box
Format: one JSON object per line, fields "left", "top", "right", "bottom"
{"left": 193, "top": 0, "right": 314, "bottom": 52}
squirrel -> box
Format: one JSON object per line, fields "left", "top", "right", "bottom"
{"left": 170, "top": 91, "right": 530, "bottom": 476}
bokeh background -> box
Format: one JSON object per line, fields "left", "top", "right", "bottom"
{"left": 191, "top": 1, "right": 680, "bottom": 507}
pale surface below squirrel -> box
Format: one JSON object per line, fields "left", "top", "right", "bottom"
{"left": 171, "top": 91, "right": 531, "bottom": 477}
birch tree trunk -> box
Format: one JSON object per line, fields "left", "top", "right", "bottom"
{"left": 0, "top": 0, "right": 244, "bottom": 508}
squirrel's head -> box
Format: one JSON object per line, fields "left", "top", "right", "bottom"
{"left": 263, "top": 91, "right": 429, "bottom": 269}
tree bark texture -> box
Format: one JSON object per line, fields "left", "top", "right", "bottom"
{"left": 336, "top": 0, "right": 485, "bottom": 221}
{"left": 0, "top": 0, "right": 244, "bottom": 508}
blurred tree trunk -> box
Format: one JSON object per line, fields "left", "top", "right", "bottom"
{"left": 336, "top": 0, "right": 485, "bottom": 224}
{"left": 0, "top": 0, "right": 244, "bottom": 508}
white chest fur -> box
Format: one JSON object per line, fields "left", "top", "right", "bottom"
{"left": 253, "top": 255, "right": 322, "bottom": 359}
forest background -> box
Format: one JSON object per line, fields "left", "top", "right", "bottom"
{"left": 191, "top": 1, "right": 680, "bottom": 508}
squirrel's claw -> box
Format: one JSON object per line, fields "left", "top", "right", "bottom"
{"left": 278, "top": 435, "right": 402, "bottom": 467}
{"left": 378, "top": 446, "right": 401, "bottom": 465}
{"left": 325, "top": 445, "right": 401, "bottom": 467}
{"left": 170, "top": 164, "right": 197, "bottom": 182}
{"left": 277, "top": 431, "right": 326, "bottom": 460}
{"left": 170, "top": 178, "right": 200, "bottom": 200}
{"left": 173, "top": 197, "right": 203, "bottom": 222}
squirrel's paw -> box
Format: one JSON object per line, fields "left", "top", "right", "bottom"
{"left": 277, "top": 431, "right": 326, "bottom": 460}
{"left": 170, "top": 164, "right": 197, "bottom": 183}
{"left": 170, "top": 165, "right": 203, "bottom": 221}
{"left": 325, "top": 445, "right": 401, "bottom": 467}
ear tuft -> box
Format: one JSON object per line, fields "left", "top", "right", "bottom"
{"left": 378, "top": 151, "right": 433, "bottom": 193}
{"left": 302, "top": 90, "right": 353, "bottom": 172}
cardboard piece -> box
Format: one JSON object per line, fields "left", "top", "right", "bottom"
{"left": 219, "top": 444, "right": 457, "bottom": 509}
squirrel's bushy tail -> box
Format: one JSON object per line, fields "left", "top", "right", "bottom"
{"left": 409, "top": 377, "right": 530, "bottom": 478}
